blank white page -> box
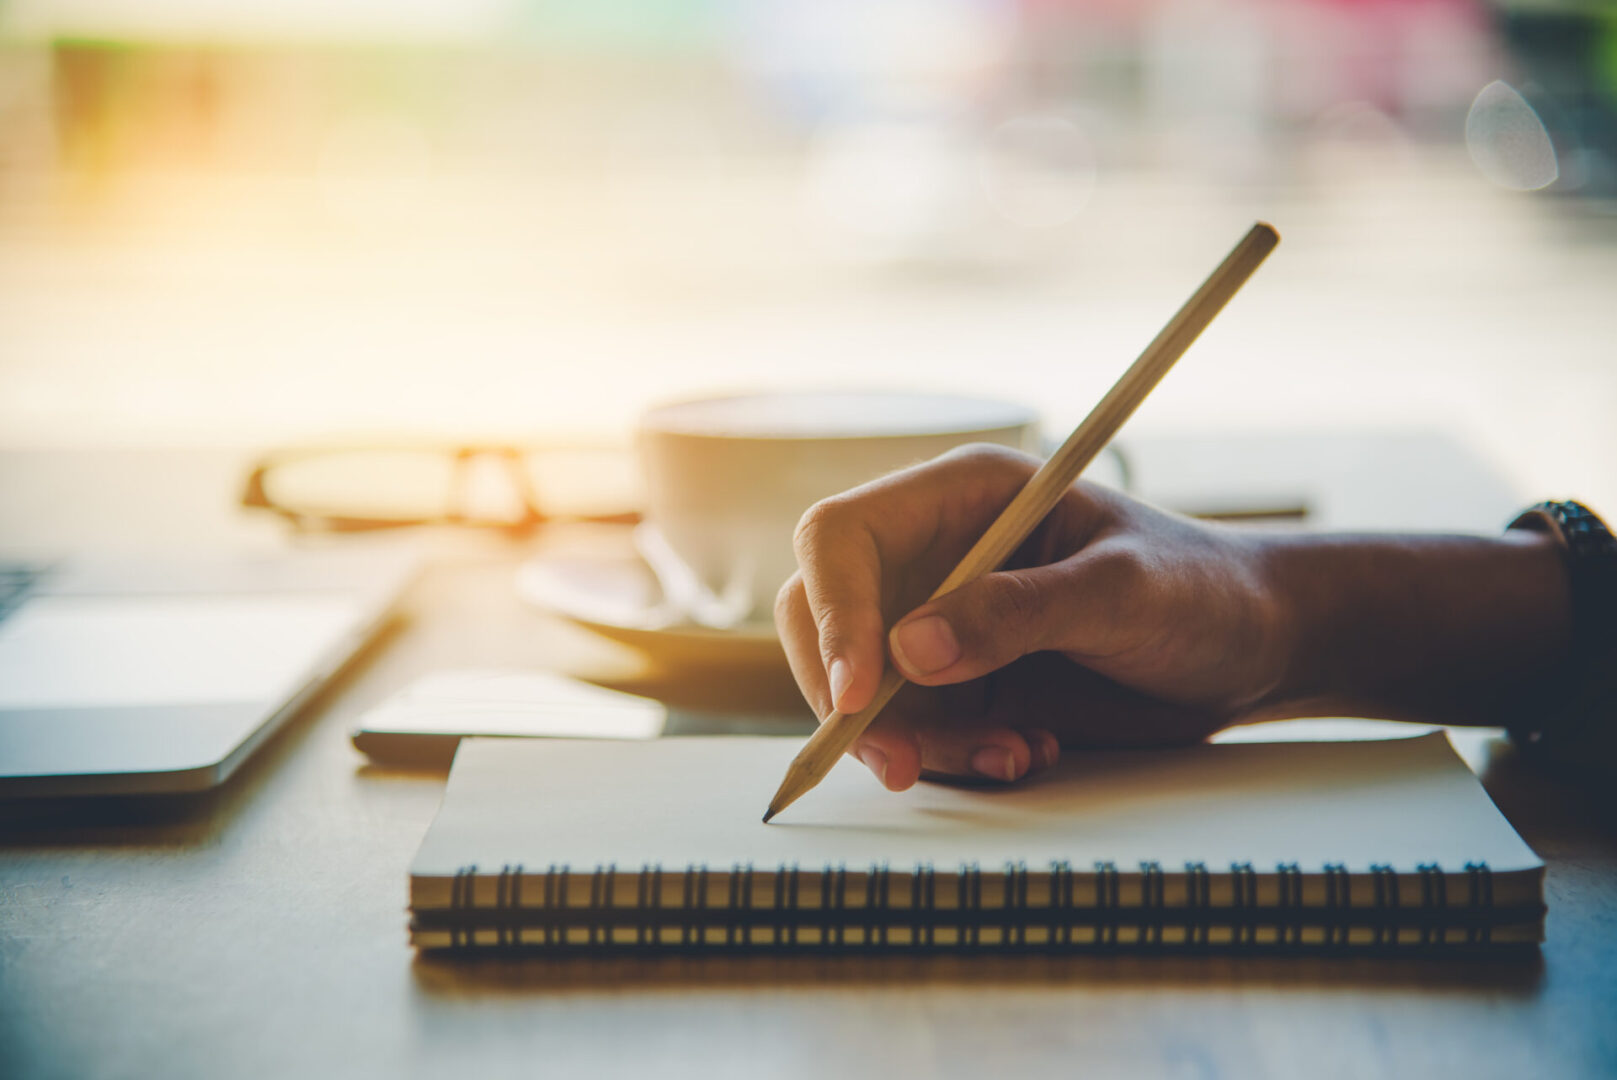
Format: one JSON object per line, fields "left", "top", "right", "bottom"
{"left": 412, "top": 733, "right": 1540, "bottom": 879}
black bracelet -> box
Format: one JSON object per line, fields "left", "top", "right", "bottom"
{"left": 1505, "top": 500, "right": 1617, "bottom": 758}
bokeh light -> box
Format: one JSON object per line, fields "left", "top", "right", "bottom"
{"left": 1465, "top": 79, "right": 1559, "bottom": 192}
{"left": 979, "top": 115, "right": 1097, "bottom": 229}
{"left": 0, "top": 0, "right": 1613, "bottom": 515}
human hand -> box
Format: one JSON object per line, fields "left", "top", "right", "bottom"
{"left": 774, "top": 444, "right": 1289, "bottom": 791}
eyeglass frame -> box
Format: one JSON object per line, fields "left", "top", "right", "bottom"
{"left": 241, "top": 443, "right": 642, "bottom": 533}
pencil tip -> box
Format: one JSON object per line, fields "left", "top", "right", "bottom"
{"left": 761, "top": 809, "right": 776, "bottom": 824}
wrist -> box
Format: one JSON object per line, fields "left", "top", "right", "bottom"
{"left": 1249, "top": 528, "right": 1571, "bottom": 724}
{"left": 1223, "top": 532, "right": 1300, "bottom": 722}
{"left": 1253, "top": 530, "right": 1374, "bottom": 717}
{"left": 1243, "top": 532, "right": 1322, "bottom": 721}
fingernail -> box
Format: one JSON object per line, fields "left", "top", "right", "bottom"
{"left": 858, "top": 746, "right": 888, "bottom": 786}
{"left": 1032, "top": 732, "right": 1058, "bottom": 769}
{"left": 892, "top": 614, "right": 961, "bottom": 676}
{"left": 971, "top": 746, "right": 1017, "bottom": 783}
{"left": 828, "top": 658, "right": 852, "bottom": 712}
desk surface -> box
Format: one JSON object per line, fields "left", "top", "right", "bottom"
{"left": 2, "top": 440, "right": 1615, "bottom": 1080}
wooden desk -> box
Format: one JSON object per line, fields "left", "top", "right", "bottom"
{"left": 2, "top": 438, "right": 1615, "bottom": 1080}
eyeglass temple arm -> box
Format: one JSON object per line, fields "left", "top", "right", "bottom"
{"left": 444, "top": 447, "right": 547, "bottom": 527}
{"left": 241, "top": 463, "right": 273, "bottom": 509}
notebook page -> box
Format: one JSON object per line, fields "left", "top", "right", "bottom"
{"left": 411, "top": 732, "right": 1540, "bottom": 879}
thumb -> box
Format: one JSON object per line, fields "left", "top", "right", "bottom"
{"left": 887, "top": 553, "right": 1126, "bottom": 686}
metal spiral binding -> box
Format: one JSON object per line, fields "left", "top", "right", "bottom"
{"left": 1184, "top": 862, "right": 1210, "bottom": 946}
{"left": 439, "top": 854, "right": 1501, "bottom": 953}
{"left": 1464, "top": 862, "right": 1494, "bottom": 945}
{"left": 450, "top": 865, "right": 476, "bottom": 949}
{"left": 681, "top": 866, "right": 707, "bottom": 946}
{"left": 1139, "top": 861, "right": 1165, "bottom": 945}
{"left": 1004, "top": 862, "right": 1030, "bottom": 947}
{"left": 1417, "top": 863, "right": 1447, "bottom": 945}
{"left": 1229, "top": 862, "right": 1257, "bottom": 946}
{"left": 837, "top": 864, "right": 852, "bottom": 945}
{"left": 538, "top": 864, "right": 554, "bottom": 945}
{"left": 1322, "top": 863, "right": 1350, "bottom": 946}
{"left": 724, "top": 864, "right": 749, "bottom": 947}
{"left": 869, "top": 863, "right": 891, "bottom": 946}
{"left": 587, "top": 865, "right": 611, "bottom": 947}
{"left": 1275, "top": 863, "right": 1303, "bottom": 945}
{"left": 912, "top": 863, "right": 937, "bottom": 946}
{"left": 635, "top": 864, "right": 660, "bottom": 947}
{"left": 1093, "top": 861, "right": 1119, "bottom": 946}
{"left": 495, "top": 863, "right": 524, "bottom": 948}
{"left": 1368, "top": 864, "right": 1399, "bottom": 946}
{"left": 957, "top": 863, "right": 983, "bottom": 947}
{"left": 770, "top": 864, "right": 795, "bottom": 947}
{"left": 1049, "top": 861, "right": 1074, "bottom": 946}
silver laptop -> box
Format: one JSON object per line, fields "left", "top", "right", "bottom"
{"left": 0, "top": 549, "right": 414, "bottom": 798}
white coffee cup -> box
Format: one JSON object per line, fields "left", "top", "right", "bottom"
{"left": 635, "top": 391, "right": 1039, "bottom": 628}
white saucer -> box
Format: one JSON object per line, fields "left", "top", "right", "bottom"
{"left": 516, "top": 528, "right": 784, "bottom": 669}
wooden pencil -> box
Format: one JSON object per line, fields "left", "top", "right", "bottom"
{"left": 762, "top": 221, "right": 1281, "bottom": 823}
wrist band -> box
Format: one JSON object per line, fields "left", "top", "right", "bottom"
{"left": 1505, "top": 500, "right": 1617, "bottom": 759}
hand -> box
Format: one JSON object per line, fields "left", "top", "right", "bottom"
{"left": 774, "top": 444, "right": 1290, "bottom": 792}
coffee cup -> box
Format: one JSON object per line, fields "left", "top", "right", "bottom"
{"left": 634, "top": 390, "right": 1039, "bottom": 628}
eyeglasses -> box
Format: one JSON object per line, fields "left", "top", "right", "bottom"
{"left": 241, "top": 443, "right": 642, "bottom": 533}
{"left": 241, "top": 440, "right": 1203, "bottom": 534}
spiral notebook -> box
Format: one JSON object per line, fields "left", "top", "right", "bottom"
{"left": 408, "top": 733, "right": 1544, "bottom": 952}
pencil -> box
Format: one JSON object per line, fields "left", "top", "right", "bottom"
{"left": 762, "top": 221, "right": 1281, "bottom": 823}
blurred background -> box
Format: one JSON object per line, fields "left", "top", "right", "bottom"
{"left": 1, "top": 0, "right": 1614, "bottom": 511}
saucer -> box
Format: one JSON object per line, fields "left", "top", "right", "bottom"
{"left": 516, "top": 528, "right": 784, "bottom": 670}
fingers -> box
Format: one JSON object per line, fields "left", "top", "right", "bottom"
{"left": 788, "top": 444, "right": 1044, "bottom": 716}
{"left": 849, "top": 682, "right": 1063, "bottom": 791}
{"left": 775, "top": 445, "right": 1142, "bottom": 793}
{"left": 856, "top": 655, "right": 1222, "bottom": 792}
{"left": 854, "top": 718, "right": 1061, "bottom": 791}
{"left": 888, "top": 544, "right": 1142, "bottom": 686}
{"left": 781, "top": 578, "right": 1043, "bottom": 791}
{"left": 981, "top": 652, "right": 1230, "bottom": 749}
{"left": 851, "top": 725, "right": 1029, "bottom": 791}
{"left": 775, "top": 571, "right": 837, "bottom": 719}
{"left": 789, "top": 504, "right": 887, "bottom": 715}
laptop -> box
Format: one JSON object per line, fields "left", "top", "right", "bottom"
{"left": 0, "top": 549, "right": 415, "bottom": 798}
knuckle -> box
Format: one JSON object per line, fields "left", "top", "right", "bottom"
{"left": 1083, "top": 546, "right": 1150, "bottom": 623}
{"left": 1091, "top": 546, "right": 1147, "bottom": 590}
{"left": 792, "top": 496, "right": 851, "bottom": 559}
{"left": 941, "top": 441, "right": 1038, "bottom": 477}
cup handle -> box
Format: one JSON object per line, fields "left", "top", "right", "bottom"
{"left": 632, "top": 523, "right": 757, "bottom": 631}
{"left": 1039, "top": 434, "right": 1133, "bottom": 494}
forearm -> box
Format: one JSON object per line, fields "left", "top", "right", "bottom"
{"left": 1252, "top": 529, "right": 1572, "bottom": 727}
